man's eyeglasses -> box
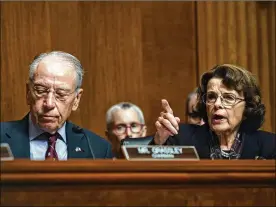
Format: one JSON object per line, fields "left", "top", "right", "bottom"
{"left": 187, "top": 112, "right": 201, "bottom": 119}
{"left": 203, "top": 92, "right": 245, "bottom": 107}
{"left": 112, "top": 123, "right": 144, "bottom": 135}
{"left": 30, "top": 83, "right": 77, "bottom": 102}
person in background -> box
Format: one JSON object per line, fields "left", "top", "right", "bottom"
{"left": 1, "top": 51, "right": 113, "bottom": 160}
{"left": 152, "top": 64, "right": 275, "bottom": 159}
{"left": 185, "top": 89, "right": 205, "bottom": 125}
{"left": 105, "top": 102, "right": 147, "bottom": 158}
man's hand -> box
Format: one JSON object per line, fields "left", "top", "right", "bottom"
{"left": 154, "top": 99, "right": 180, "bottom": 145}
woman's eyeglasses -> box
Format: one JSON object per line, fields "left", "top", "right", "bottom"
{"left": 203, "top": 92, "right": 245, "bottom": 107}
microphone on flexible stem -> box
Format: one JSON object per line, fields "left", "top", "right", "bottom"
{"left": 73, "top": 125, "right": 95, "bottom": 160}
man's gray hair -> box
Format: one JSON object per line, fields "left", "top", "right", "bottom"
{"left": 185, "top": 88, "right": 200, "bottom": 115}
{"left": 29, "top": 51, "right": 84, "bottom": 88}
{"left": 106, "top": 102, "right": 145, "bottom": 128}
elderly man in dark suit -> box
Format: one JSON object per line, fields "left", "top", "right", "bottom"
{"left": 1, "top": 51, "right": 112, "bottom": 160}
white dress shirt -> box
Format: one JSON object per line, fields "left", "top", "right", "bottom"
{"left": 28, "top": 114, "right": 68, "bottom": 160}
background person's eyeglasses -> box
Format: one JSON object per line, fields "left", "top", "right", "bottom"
{"left": 112, "top": 123, "right": 144, "bottom": 135}
{"left": 187, "top": 112, "right": 201, "bottom": 119}
{"left": 203, "top": 92, "right": 244, "bottom": 107}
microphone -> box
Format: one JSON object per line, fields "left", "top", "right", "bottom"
{"left": 72, "top": 125, "right": 95, "bottom": 159}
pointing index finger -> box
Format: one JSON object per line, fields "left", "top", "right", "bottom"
{"left": 161, "top": 99, "right": 173, "bottom": 115}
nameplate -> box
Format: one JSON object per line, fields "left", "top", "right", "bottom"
{"left": 121, "top": 145, "right": 199, "bottom": 161}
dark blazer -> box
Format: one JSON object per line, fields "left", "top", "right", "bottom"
{"left": 163, "top": 124, "right": 276, "bottom": 159}
{"left": 0, "top": 114, "right": 113, "bottom": 159}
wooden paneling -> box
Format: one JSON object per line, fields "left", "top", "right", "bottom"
{"left": 196, "top": 1, "right": 276, "bottom": 132}
{"left": 1, "top": 1, "right": 275, "bottom": 137}
{"left": 1, "top": 2, "right": 52, "bottom": 121}
{"left": 1, "top": 160, "right": 275, "bottom": 206}
{"left": 0, "top": 2, "right": 197, "bottom": 137}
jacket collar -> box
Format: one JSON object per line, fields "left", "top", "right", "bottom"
{"left": 5, "top": 113, "right": 91, "bottom": 159}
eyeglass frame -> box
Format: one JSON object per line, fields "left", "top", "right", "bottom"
{"left": 29, "top": 81, "right": 79, "bottom": 102}
{"left": 110, "top": 123, "right": 145, "bottom": 135}
{"left": 202, "top": 92, "right": 245, "bottom": 107}
{"left": 187, "top": 111, "right": 202, "bottom": 119}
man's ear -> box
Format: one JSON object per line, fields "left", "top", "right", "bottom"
{"left": 105, "top": 130, "right": 116, "bottom": 144}
{"left": 26, "top": 82, "right": 31, "bottom": 105}
{"left": 72, "top": 88, "right": 83, "bottom": 111}
{"left": 141, "top": 126, "right": 147, "bottom": 137}
{"left": 105, "top": 130, "right": 110, "bottom": 140}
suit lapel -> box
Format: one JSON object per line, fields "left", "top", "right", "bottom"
{"left": 193, "top": 125, "right": 211, "bottom": 159}
{"left": 5, "top": 115, "right": 30, "bottom": 158}
{"left": 240, "top": 133, "right": 259, "bottom": 159}
{"left": 66, "top": 122, "right": 91, "bottom": 158}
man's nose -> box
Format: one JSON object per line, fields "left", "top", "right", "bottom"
{"left": 125, "top": 127, "right": 132, "bottom": 137}
{"left": 44, "top": 92, "right": 56, "bottom": 109}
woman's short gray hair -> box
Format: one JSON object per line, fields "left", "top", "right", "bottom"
{"left": 29, "top": 51, "right": 84, "bottom": 88}
{"left": 106, "top": 102, "right": 145, "bottom": 129}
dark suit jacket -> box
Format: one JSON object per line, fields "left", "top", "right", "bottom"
{"left": 0, "top": 114, "right": 113, "bottom": 159}
{"left": 163, "top": 124, "right": 276, "bottom": 159}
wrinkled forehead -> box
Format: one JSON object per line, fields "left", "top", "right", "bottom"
{"left": 112, "top": 108, "right": 140, "bottom": 124}
{"left": 32, "top": 59, "right": 77, "bottom": 89}
{"left": 207, "top": 77, "right": 240, "bottom": 95}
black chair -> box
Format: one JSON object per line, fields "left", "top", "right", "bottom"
{"left": 120, "top": 136, "right": 153, "bottom": 146}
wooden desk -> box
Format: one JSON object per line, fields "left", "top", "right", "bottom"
{"left": 1, "top": 160, "right": 275, "bottom": 206}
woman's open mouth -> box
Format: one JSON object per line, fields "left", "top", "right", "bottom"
{"left": 211, "top": 114, "right": 226, "bottom": 124}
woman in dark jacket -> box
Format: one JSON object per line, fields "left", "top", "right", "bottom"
{"left": 153, "top": 64, "right": 275, "bottom": 159}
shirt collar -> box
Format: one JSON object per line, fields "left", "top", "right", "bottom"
{"left": 28, "top": 113, "right": 67, "bottom": 143}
